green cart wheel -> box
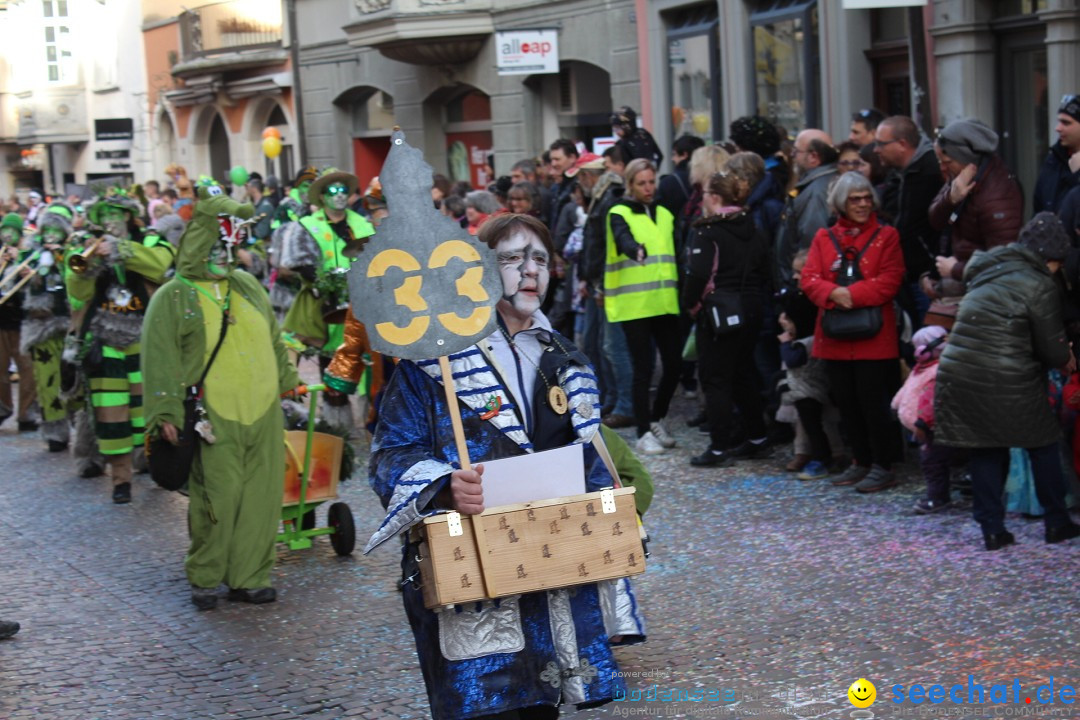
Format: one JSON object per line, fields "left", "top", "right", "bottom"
{"left": 328, "top": 502, "right": 355, "bottom": 556}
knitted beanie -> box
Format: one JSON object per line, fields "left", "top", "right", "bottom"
{"left": 937, "top": 119, "right": 999, "bottom": 166}
{"left": 729, "top": 116, "right": 782, "bottom": 159}
{"left": 1018, "top": 212, "right": 1071, "bottom": 262}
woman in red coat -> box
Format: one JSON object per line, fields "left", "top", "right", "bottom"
{"left": 801, "top": 171, "right": 906, "bottom": 493}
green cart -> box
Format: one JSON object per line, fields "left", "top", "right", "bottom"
{"left": 277, "top": 384, "right": 356, "bottom": 555}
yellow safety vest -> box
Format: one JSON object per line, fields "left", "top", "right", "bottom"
{"left": 300, "top": 209, "right": 374, "bottom": 273}
{"left": 603, "top": 204, "right": 679, "bottom": 322}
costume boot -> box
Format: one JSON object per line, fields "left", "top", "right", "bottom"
{"left": 111, "top": 452, "right": 133, "bottom": 504}
{"left": 73, "top": 409, "right": 105, "bottom": 477}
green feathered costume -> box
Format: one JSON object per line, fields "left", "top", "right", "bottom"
{"left": 143, "top": 183, "right": 300, "bottom": 593}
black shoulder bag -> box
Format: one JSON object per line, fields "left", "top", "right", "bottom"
{"left": 147, "top": 296, "right": 230, "bottom": 491}
{"left": 703, "top": 228, "right": 752, "bottom": 336}
{"left": 821, "top": 229, "right": 883, "bottom": 340}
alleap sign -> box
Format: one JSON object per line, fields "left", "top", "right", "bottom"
{"left": 495, "top": 29, "right": 559, "bottom": 76}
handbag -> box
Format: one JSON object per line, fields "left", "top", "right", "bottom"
{"left": 821, "top": 229, "right": 883, "bottom": 340}
{"left": 702, "top": 227, "right": 752, "bottom": 336}
{"left": 147, "top": 295, "right": 230, "bottom": 491}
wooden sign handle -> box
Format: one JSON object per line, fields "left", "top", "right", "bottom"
{"left": 437, "top": 355, "right": 496, "bottom": 598}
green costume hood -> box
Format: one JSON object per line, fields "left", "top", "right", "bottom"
{"left": 176, "top": 182, "right": 254, "bottom": 280}
{"left": 1, "top": 213, "right": 24, "bottom": 234}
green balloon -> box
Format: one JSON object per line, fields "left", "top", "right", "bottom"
{"left": 230, "top": 165, "right": 249, "bottom": 186}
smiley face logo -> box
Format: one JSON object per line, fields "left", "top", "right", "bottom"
{"left": 848, "top": 678, "right": 876, "bottom": 708}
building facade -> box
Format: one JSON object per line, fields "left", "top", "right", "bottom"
{"left": 295, "top": 0, "right": 640, "bottom": 190}
{"left": 297, "top": 0, "right": 1079, "bottom": 211}
{"left": 1, "top": 0, "right": 153, "bottom": 200}
{"left": 141, "top": 0, "right": 300, "bottom": 189}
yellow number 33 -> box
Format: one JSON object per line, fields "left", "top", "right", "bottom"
{"left": 366, "top": 240, "right": 492, "bottom": 347}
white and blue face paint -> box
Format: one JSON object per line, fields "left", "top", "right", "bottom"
{"left": 495, "top": 229, "right": 550, "bottom": 320}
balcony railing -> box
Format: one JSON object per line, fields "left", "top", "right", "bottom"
{"left": 179, "top": 1, "right": 282, "bottom": 60}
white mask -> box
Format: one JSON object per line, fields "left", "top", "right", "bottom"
{"left": 495, "top": 229, "right": 550, "bottom": 322}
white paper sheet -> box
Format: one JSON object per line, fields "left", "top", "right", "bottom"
{"left": 479, "top": 443, "right": 586, "bottom": 508}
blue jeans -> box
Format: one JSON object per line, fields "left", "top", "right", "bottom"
{"left": 602, "top": 315, "right": 634, "bottom": 418}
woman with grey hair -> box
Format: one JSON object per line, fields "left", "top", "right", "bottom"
{"left": 800, "top": 171, "right": 905, "bottom": 493}
{"left": 464, "top": 190, "right": 502, "bottom": 235}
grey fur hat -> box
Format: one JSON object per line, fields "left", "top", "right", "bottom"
{"left": 154, "top": 213, "right": 186, "bottom": 247}
{"left": 38, "top": 201, "right": 75, "bottom": 235}
{"left": 1018, "top": 212, "right": 1071, "bottom": 262}
{"left": 937, "top": 119, "right": 999, "bottom": 167}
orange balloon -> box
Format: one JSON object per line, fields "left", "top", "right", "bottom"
{"left": 262, "top": 127, "right": 282, "bottom": 140}
{"left": 671, "top": 106, "right": 685, "bottom": 129}
{"left": 262, "top": 136, "right": 282, "bottom": 159}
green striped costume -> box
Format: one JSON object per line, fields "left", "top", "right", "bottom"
{"left": 66, "top": 232, "right": 175, "bottom": 468}
{"left": 89, "top": 342, "right": 144, "bottom": 455}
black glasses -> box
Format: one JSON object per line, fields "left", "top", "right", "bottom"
{"left": 873, "top": 138, "right": 899, "bottom": 148}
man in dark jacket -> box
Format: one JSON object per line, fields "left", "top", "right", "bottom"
{"left": 576, "top": 159, "right": 631, "bottom": 426}
{"left": 927, "top": 119, "right": 1023, "bottom": 287}
{"left": 1033, "top": 94, "right": 1080, "bottom": 214}
{"left": 656, "top": 134, "right": 704, "bottom": 217}
{"left": 611, "top": 106, "right": 663, "bottom": 167}
{"left": 546, "top": 138, "right": 579, "bottom": 234}
{"left": 875, "top": 115, "right": 944, "bottom": 325}
{"left": 774, "top": 129, "right": 837, "bottom": 288}
{"left": 935, "top": 213, "right": 1080, "bottom": 551}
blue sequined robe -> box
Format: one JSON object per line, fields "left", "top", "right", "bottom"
{"left": 365, "top": 332, "right": 645, "bottom": 719}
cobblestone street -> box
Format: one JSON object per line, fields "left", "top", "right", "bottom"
{"left": 1, "top": 400, "right": 1078, "bottom": 720}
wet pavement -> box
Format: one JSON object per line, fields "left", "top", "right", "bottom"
{"left": 0, "top": 395, "right": 1077, "bottom": 720}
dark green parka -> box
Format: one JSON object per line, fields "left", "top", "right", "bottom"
{"left": 935, "top": 244, "right": 1070, "bottom": 449}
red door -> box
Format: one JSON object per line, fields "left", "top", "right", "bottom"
{"left": 352, "top": 137, "right": 392, "bottom": 190}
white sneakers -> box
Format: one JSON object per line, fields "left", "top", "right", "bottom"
{"left": 635, "top": 421, "right": 676, "bottom": 455}
{"left": 635, "top": 431, "right": 666, "bottom": 455}
{"left": 649, "top": 421, "right": 676, "bottom": 448}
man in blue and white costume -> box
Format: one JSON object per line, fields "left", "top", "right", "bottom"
{"left": 364, "top": 213, "right": 645, "bottom": 720}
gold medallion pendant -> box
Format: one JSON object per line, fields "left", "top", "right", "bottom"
{"left": 548, "top": 386, "right": 568, "bottom": 415}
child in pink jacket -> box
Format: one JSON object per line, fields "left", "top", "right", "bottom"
{"left": 892, "top": 326, "right": 955, "bottom": 513}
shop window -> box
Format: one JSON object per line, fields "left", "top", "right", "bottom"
{"left": 751, "top": 1, "right": 818, "bottom": 134}
{"left": 665, "top": 3, "right": 720, "bottom": 143}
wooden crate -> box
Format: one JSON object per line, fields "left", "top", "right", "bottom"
{"left": 416, "top": 487, "right": 644, "bottom": 609}
{"left": 282, "top": 431, "right": 343, "bottom": 507}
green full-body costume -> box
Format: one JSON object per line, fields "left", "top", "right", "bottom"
{"left": 67, "top": 192, "right": 176, "bottom": 495}
{"left": 21, "top": 202, "right": 77, "bottom": 449}
{"left": 143, "top": 184, "right": 300, "bottom": 592}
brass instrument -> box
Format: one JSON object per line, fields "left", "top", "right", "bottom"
{"left": 0, "top": 250, "right": 43, "bottom": 306}
{"left": 68, "top": 237, "right": 105, "bottom": 274}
